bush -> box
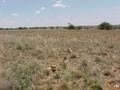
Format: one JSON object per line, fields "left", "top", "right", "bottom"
{"left": 76, "top": 26, "right": 82, "bottom": 30}
{"left": 18, "top": 27, "right": 28, "bottom": 30}
{"left": 98, "top": 22, "right": 112, "bottom": 30}
{"left": 113, "top": 25, "right": 120, "bottom": 29}
{"left": 67, "top": 23, "right": 75, "bottom": 30}
{"left": 0, "top": 28, "right": 3, "bottom": 30}
{"left": 50, "top": 26, "right": 54, "bottom": 29}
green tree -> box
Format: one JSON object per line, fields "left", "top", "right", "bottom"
{"left": 98, "top": 22, "right": 112, "bottom": 30}
{"left": 67, "top": 23, "right": 75, "bottom": 30}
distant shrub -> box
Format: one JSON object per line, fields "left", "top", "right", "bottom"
{"left": 67, "top": 23, "right": 75, "bottom": 30}
{"left": 98, "top": 22, "right": 112, "bottom": 30}
{"left": 50, "top": 26, "right": 54, "bottom": 29}
{"left": 63, "top": 26, "right": 68, "bottom": 29}
{"left": 117, "top": 25, "right": 120, "bottom": 29}
{"left": 18, "top": 27, "right": 28, "bottom": 30}
{"left": 0, "top": 28, "right": 3, "bottom": 30}
{"left": 76, "top": 26, "right": 82, "bottom": 30}
{"left": 40, "top": 27, "right": 47, "bottom": 29}
{"left": 113, "top": 25, "right": 120, "bottom": 30}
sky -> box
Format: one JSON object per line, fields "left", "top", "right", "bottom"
{"left": 0, "top": 0, "right": 120, "bottom": 27}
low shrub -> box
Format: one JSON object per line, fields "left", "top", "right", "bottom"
{"left": 98, "top": 22, "right": 112, "bottom": 30}
{"left": 67, "top": 23, "right": 76, "bottom": 30}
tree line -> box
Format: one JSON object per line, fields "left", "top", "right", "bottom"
{"left": 67, "top": 22, "right": 120, "bottom": 30}
{"left": 0, "top": 22, "right": 120, "bottom": 30}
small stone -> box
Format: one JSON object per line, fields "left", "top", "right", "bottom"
{"left": 112, "top": 67, "right": 116, "bottom": 72}
{"left": 63, "top": 57, "right": 67, "bottom": 61}
{"left": 70, "top": 54, "right": 77, "bottom": 59}
{"left": 48, "top": 65, "right": 56, "bottom": 73}
{"left": 114, "top": 84, "right": 119, "bottom": 88}
{"left": 107, "top": 80, "right": 113, "bottom": 84}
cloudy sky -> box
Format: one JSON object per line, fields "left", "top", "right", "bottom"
{"left": 0, "top": 0, "right": 120, "bottom": 27}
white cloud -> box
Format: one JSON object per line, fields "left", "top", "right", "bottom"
{"left": 2, "top": 0, "right": 6, "bottom": 3}
{"left": 11, "top": 13, "right": 19, "bottom": 16}
{"left": 35, "top": 10, "right": 40, "bottom": 14}
{"left": 53, "top": 0, "right": 67, "bottom": 8}
{"left": 35, "top": 7, "right": 46, "bottom": 15}
{"left": 40, "top": 7, "right": 46, "bottom": 10}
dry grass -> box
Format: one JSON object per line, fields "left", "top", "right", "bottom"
{"left": 0, "top": 29, "right": 120, "bottom": 90}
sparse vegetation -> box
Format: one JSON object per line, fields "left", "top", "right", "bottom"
{"left": 7, "top": 59, "right": 41, "bottom": 90}
{"left": 58, "top": 82, "right": 69, "bottom": 90}
{"left": 0, "top": 29, "right": 119, "bottom": 90}
{"left": 92, "top": 82, "right": 102, "bottom": 90}
{"left": 61, "top": 62, "right": 67, "bottom": 70}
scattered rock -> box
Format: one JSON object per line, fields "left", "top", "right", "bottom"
{"left": 113, "top": 84, "right": 120, "bottom": 89}
{"left": 63, "top": 56, "right": 67, "bottom": 61}
{"left": 48, "top": 65, "right": 57, "bottom": 73}
{"left": 103, "top": 71, "right": 112, "bottom": 77}
{"left": 70, "top": 54, "right": 77, "bottom": 59}
{"left": 64, "top": 48, "right": 73, "bottom": 53}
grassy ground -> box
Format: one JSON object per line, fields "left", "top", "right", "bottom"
{"left": 0, "top": 29, "right": 120, "bottom": 90}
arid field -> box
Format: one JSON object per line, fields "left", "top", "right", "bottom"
{"left": 0, "top": 29, "right": 120, "bottom": 90}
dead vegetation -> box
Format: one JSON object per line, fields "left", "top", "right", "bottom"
{"left": 0, "top": 29, "right": 120, "bottom": 90}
